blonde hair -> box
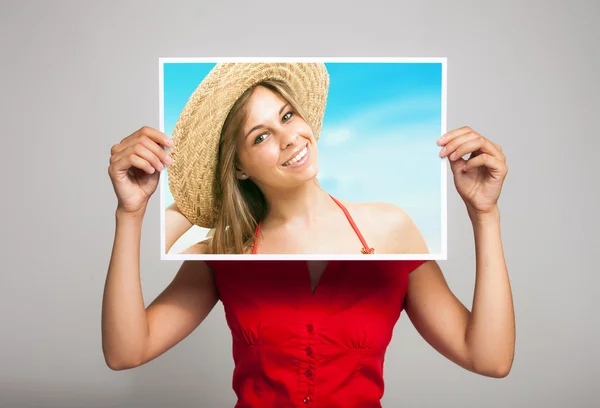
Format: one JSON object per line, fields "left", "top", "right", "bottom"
{"left": 209, "top": 80, "right": 312, "bottom": 254}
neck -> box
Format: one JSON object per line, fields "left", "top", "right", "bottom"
{"left": 261, "top": 179, "right": 335, "bottom": 226}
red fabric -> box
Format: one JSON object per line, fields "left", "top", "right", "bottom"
{"left": 206, "top": 259, "right": 427, "bottom": 407}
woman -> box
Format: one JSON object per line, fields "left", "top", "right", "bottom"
{"left": 164, "top": 62, "right": 428, "bottom": 255}
{"left": 103, "top": 63, "right": 514, "bottom": 407}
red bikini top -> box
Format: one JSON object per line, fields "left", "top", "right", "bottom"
{"left": 251, "top": 195, "right": 375, "bottom": 254}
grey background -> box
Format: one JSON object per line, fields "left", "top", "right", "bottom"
{"left": 0, "top": 0, "right": 598, "bottom": 407}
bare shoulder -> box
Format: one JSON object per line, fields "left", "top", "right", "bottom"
{"left": 179, "top": 239, "right": 211, "bottom": 255}
{"left": 339, "top": 199, "right": 429, "bottom": 254}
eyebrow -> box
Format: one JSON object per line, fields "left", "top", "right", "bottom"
{"left": 245, "top": 103, "right": 290, "bottom": 140}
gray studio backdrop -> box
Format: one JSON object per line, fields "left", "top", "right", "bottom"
{"left": 1, "top": 1, "right": 598, "bottom": 407}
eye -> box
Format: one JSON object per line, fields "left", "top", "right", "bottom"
{"left": 282, "top": 111, "right": 293, "bottom": 122}
{"left": 254, "top": 133, "right": 268, "bottom": 144}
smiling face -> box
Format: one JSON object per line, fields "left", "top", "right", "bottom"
{"left": 211, "top": 80, "right": 321, "bottom": 254}
{"left": 234, "top": 84, "right": 319, "bottom": 191}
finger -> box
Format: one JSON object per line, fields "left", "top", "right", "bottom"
{"left": 136, "top": 134, "right": 172, "bottom": 166}
{"left": 111, "top": 135, "right": 172, "bottom": 166}
{"left": 110, "top": 126, "right": 172, "bottom": 159}
{"left": 135, "top": 126, "right": 174, "bottom": 149}
{"left": 462, "top": 153, "right": 507, "bottom": 176}
{"left": 110, "top": 143, "right": 125, "bottom": 156}
{"left": 111, "top": 153, "right": 156, "bottom": 175}
{"left": 437, "top": 126, "right": 473, "bottom": 146}
{"left": 491, "top": 141, "right": 506, "bottom": 163}
{"left": 112, "top": 144, "right": 165, "bottom": 172}
{"left": 439, "top": 132, "right": 480, "bottom": 158}
{"left": 121, "top": 126, "right": 173, "bottom": 149}
{"left": 449, "top": 136, "right": 501, "bottom": 162}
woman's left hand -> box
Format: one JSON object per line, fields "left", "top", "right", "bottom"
{"left": 438, "top": 126, "right": 508, "bottom": 217}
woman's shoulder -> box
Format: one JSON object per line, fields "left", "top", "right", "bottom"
{"left": 179, "top": 239, "right": 211, "bottom": 254}
{"left": 339, "top": 199, "right": 429, "bottom": 254}
{"left": 338, "top": 199, "right": 410, "bottom": 224}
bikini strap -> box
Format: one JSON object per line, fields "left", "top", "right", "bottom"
{"left": 328, "top": 195, "right": 375, "bottom": 254}
{"left": 252, "top": 221, "right": 261, "bottom": 254}
{"left": 251, "top": 196, "right": 374, "bottom": 255}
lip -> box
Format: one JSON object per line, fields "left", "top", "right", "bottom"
{"left": 282, "top": 143, "right": 309, "bottom": 167}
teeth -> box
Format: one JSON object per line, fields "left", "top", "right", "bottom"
{"left": 284, "top": 146, "right": 308, "bottom": 166}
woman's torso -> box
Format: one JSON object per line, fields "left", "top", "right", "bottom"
{"left": 207, "top": 259, "right": 426, "bottom": 407}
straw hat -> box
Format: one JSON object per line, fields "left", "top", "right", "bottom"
{"left": 167, "top": 62, "right": 330, "bottom": 228}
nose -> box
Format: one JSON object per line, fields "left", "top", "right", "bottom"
{"left": 279, "top": 126, "right": 299, "bottom": 149}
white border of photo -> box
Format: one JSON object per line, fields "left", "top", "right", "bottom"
{"left": 159, "top": 57, "right": 447, "bottom": 261}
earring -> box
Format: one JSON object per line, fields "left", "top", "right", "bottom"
{"left": 241, "top": 173, "right": 248, "bottom": 180}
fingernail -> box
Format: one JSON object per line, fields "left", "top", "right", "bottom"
{"left": 450, "top": 152, "right": 457, "bottom": 160}
{"left": 439, "top": 147, "right": 446, "bottom": 156}
{"left": 165, "top": 155, "right": 173, "bottom": 164}
{"left": 167, "top": 139, "right": 174, "bottom": 146}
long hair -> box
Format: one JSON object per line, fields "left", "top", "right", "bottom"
{"left": 209, "top": 80, "right": 311, "bottom": 254}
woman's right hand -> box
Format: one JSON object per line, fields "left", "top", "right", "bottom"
{"left": 108, "top": 126, "right": 173, "bottom": 215}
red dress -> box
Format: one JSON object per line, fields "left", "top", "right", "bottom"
{"left": 206, "top": 197, "right": 426, "bottom": 407}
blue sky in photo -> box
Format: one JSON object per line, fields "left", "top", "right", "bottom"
{"left": 162, "top": 61, "right": 444, "bottom": 254}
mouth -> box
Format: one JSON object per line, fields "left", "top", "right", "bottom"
{"left": 282, "top": 143, "right": 309, "bottom": 167}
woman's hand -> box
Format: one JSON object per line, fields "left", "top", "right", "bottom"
{"left": 108, "top": 126, "right": 173, "bottom": 215}
{"left": 438, "top": 126, "right": 508, "bottom": 217}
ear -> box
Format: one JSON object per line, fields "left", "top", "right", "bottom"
{"left": 235, "top": 167, "right": 249, "bottom": 180}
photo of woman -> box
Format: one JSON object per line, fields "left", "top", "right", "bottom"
{"left": 161, "top": 60, "right": 445, "bottom": 257}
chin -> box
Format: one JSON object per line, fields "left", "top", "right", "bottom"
{"left": 284, "top": 165, "right": 320, "bottom": 189}
{"left": 302, "top": 167, "right": 319, "bottom": 182}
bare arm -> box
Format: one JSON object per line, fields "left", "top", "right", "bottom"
{"left": 464, "top": 208, "right": 514, "bottom": 375}
{"left": 404, "top": 206, "right": 515, "bottom": 378}
{"left": 165, "top": 201, "right": 193, "bottom": 253}
{"left": 102, "top": 126, "right": 219, "bottom": 370}
{"left": 102, "top": 208, "right": 219, "bottom": 370}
